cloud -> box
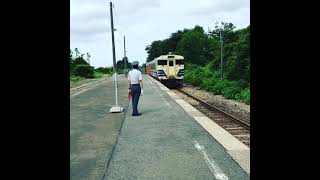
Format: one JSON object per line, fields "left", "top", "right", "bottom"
{"left": 190, "top": 0, "right": 249, "bottom": 15}
{"left": 71, "top": 25, "right": 110, "bottom": 44}
{"left": 70, "top": 0, "right": 250, "bottom": 67}
{"left": 71, "top": 7, "right": 111, "bottom": 43}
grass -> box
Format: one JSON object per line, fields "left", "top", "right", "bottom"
{"left": 70, "top": 75, "right": 85, "bottom": 83}
{"left": 94, "top": 72, "right": 111, "bottom": 78}
{"left": 70, "top": 73, "right": 111, "bottom": 88}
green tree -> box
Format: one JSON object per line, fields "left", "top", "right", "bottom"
{"left": 74, "top": 64, "right": 94, "bottom": 78}
{"left": 145, "top": 40, "right": 167, "bottom": 62}
{"left": 86, "top": 53, "right": 91, "bottom": 64}
{"left": 74, "top": 48, "right": 80, "bottom": 58}
{"left": 145, "top": 29, "right": 190, "bottom": 62}
{"left": 176, "top": 25, "right": 210, "bottom": 65}
{"left": 70, "top": 48, "right": 96, "bottom": 78}
{"left": 209, "top": 21, "right": 237, "bottom": 44}
{"left": 70, "top": 49, "right": 75, "bottom": 75}
{"left": 221, "top": 26, "right": 250, "bottom": 83}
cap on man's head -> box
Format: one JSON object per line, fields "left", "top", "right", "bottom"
{"left": 132, "top": 61, "right": 139, "bottom": 66}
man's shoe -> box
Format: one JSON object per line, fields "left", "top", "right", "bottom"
{"left": 132, "top": 113, "right": 142, "bottom": 116}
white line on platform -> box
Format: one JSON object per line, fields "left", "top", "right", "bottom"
{"left": 70, "top": 77, "right": 109, "bottom": 91}
{"left": 193, "top": 140, "right": 229, "bottom": 180}
{"left": 145, "top": 75, "right": 249, "bottom": 174}
{"left": 70, "top": 83, "right": 103, "bottom": 98}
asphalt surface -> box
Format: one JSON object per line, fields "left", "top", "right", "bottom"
{"left": 104, "top": 75, "right": 249, "bottom": 180}
{"left": 70, "top": 75, "right": 129, "bottom": 180}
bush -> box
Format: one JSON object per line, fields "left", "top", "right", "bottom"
{"left": 235, "top": 88, "right": 250, "bottom": 104}
{"left": 94, "top": 72, "right": 110, "bottom": 78}
{"left": 184, "top": 63, "right": 250, "bottom": 104}
{"left": 74, "top": 64, "right": 94, "bottom": 78}
{"left": 222, "top": 81, "right": 241, "bottom": 99}
{"left": 95, "top": 67, "right": 112, "bottom": 74}
{"left": 70, "top": 76, "right": 84, "bottom": 82}
{"left": 184, "top": 67, "right": 201, "bottom": 86}
{"left": 202, "top": 65, "right": 214, "bottom": 79}
{"left": 94, "top": 72, "right": 104, "bottom": 78}
{"left": 237, "top": 79, "right": 249, "bottom": 89}
{"left": 211, "top": 79, "right": 225, "bottom": 94}
{"left": 201, "top": 78, "right": 213, "bottom": 91}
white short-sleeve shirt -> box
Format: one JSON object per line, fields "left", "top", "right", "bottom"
{"left": 128, "top": 69, "right": 142, "bottom": 84}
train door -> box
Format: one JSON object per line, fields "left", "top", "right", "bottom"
{"left": 168, "top": 60, "right": 174, "bottom": 78}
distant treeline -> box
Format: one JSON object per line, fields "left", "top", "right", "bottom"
{"left": 70, "top": 48, "right": 113, "bottom": 82}
{"left": 70, "top": 48, "right": 138, "bottom": 82}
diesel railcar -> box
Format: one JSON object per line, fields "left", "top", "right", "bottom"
{"left": 146, "top": 52, "right": 184, "bottom": 86}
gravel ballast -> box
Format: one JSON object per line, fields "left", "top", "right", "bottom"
{"left": 181, "top": 85, "right": 250, "bottom": 124}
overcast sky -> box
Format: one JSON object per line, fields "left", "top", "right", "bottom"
{"left": 70, "top": 0, "right": 250, "bottom": 68}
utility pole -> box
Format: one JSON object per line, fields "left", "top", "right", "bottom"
{"left": 124, "top": 35, "right": 127, "bottom": 77}
{"left": 220, "top": 28, "right": 223, "bottom": 80}
{"left": 109, "top": 1, "right": 122, "bottom": 113}
{"left": 110, "top": 2, "right": 116, "bottom": 75}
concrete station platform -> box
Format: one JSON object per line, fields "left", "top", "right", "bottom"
{"left": 70, "top": 75, "right": 129, "bottom": 180}
{"left": 104, "top": 75, "right": 250, "bottom": 180}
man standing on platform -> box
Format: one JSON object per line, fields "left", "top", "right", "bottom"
{"left": 128, "top": 61, "right": 143, "bottom": 116}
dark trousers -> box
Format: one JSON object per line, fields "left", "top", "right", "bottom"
{"left": 131, "top": 84, "right": 141, "bottom": 115}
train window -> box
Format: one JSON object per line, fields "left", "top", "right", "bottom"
{"left": 168, "top": 55, "right": 174, "bottom": 58}
{"left": 158, "top": 60, "right": 167, "bottom": 65}
{"left": 169, "top": 61, "right": 173, "bottom": 66}
{"left": 175, "top": 60, "right": 184, "bottom": 65}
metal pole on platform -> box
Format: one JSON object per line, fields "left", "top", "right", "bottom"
{"left": 124, "top": 35, "right": 127, "bottom": 77}
{"left": 109, "top": 1, "right": 122, "bottom": 113}
{"left": 220, "top": 28, "right": 223, "bottom": 80}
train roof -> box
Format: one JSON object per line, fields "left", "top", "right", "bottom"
{"left": 156, "top": 54, "right": 184, "bottom": 60}
{"left": 146, "top": 54, "right": 184, "bottom": 65}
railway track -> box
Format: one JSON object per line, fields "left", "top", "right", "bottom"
{"left": 171, "top": 88, "right": 250, "bottom": 147}
{"left": 70, "top": 77, "right": 113, "bottom": 97}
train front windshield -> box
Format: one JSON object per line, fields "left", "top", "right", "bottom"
{"left": 175, "top": 60, "right": 184, "bottom": 65}
{"left": 158, "top": 60, "right": 167, "bottom": 65}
